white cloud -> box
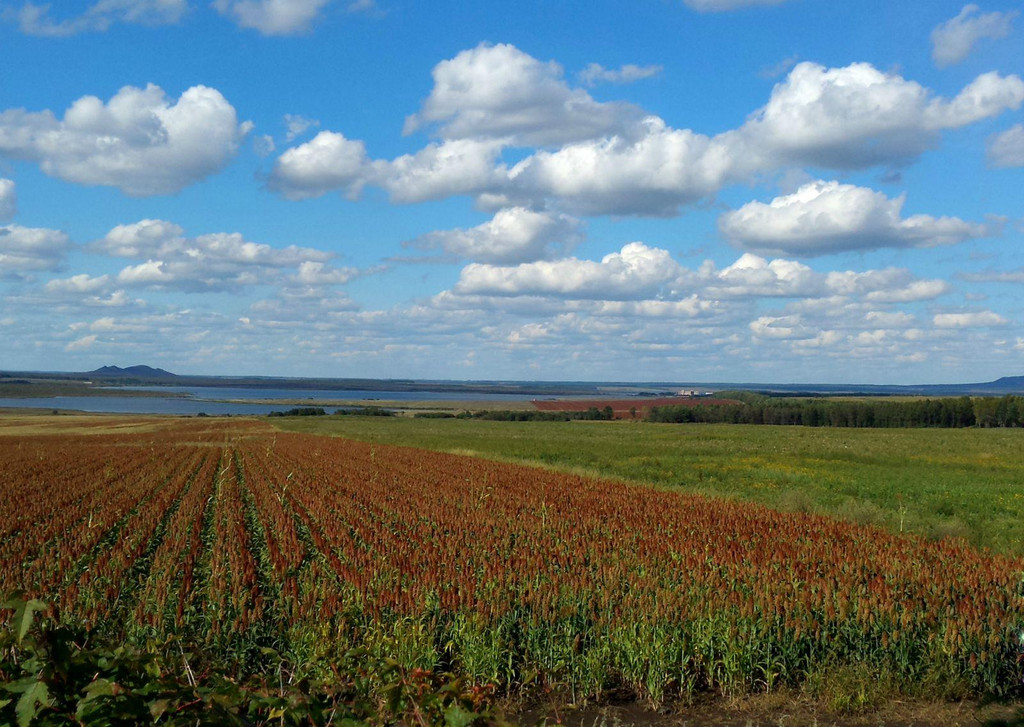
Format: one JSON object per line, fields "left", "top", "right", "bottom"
{"left": 988, "top": 124, "right": 1024, "bottom": 167}
{"left": 0, "top": 178, "right": 15, "bottom": 220}
{"left": 13, "top": 0, "right": 187, "bottom": 36}
{"left": 704, "top": 254, "right": 822, "bottom": 298}
{"left": 0, "top": 84, "right": 247, "bottom": 196}
{"left": 454, "top": 241, "right": 682, "bottom": 300}
{"left": 506, "top": 61, "right": 1023, "bottom": 216}
{"left": 288, "top": 260, "right": 357, "bottom": 286}
{"left": 40, "top": 274, "right": 141, "bottom": 308}
{"left": 45, "top": 274, "right": 110, "bottom": 294}
{"left": 933, "top": 310, "right": 1008, "bottom": 327}
{"left": 923, "top": 72, "right": 1024, "bottom": 128}
{"left": 0, "top": 224, "right": 69, "bottom": 274}
{"left": 65, "top": 334, "right": 98, "bottom": 351}
{"left": 719, "top": 180, "right": 994, "bottom": 256}
{"left": 93, "top": 218, "right": 184, "bottom": 257}
{"left": 697, "top": 253, "right": 950, "bottom": 302}
{"left": 578, "top": 63, "right": 663, "bottom": 87}
{"left": 733, "top": 62, "right": 1024, "bottom": 171}
{"left": 266, "top": 46, "right": 1023, "bottom": 222}
{"left": 931, "top": 4, "right": 1017, "bottom": 68}
{"left": 403, "top": 43, "right": 643, "bottom": 147}
{"left": 91, "top": 219, "right": 340, "bottom": 292}
{"left": 863, "top": 278, "right": 951, "bottom": 303}
{"left": 509, "top": 117, "right": 731, "bottom": 216}
{"left": 749, "top": 315, "right": 806, "bottom": 340}
{"left": 379, "top": 139, "right": 506, "bottom": 204}
{"left": 213, "top": 0, "right": 332, "bottom": 35}
{"left": 406, "top": 207, "right": 582, "bottom": 264}
{"left": 267, "top": 130, "right": 372, "bottom": 200}
{"left": 865, "top": 311, "right": 916, "bottom": 327}
{"left": 284, "top": 113, "right": 320, "bottom": 142}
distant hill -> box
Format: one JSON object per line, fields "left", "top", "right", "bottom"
{"left": 89, "top": 365, "right": 177, "bottom": 379}
{"left": 959, "top": 376, "right": 1024, "bottom": 394}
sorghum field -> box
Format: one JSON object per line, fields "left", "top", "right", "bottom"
{"left": 279, "top": 416, "right": 1024, "bottom": 555}
{"left": 2, "top": 415, "right": 1023, "bottom": 723}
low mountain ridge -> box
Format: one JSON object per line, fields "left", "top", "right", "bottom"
{"left": 90, "top": 365, "right": 177, "bottom": 379}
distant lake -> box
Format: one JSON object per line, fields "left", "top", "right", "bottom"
{"left": 115, "top": 385, "right": 553, "bottom": 402}
{"left": 0, "top": 396, "right": 340, "bottom": 416}
{"left": 0, "top": 385, "right": 557, "bottom": 416}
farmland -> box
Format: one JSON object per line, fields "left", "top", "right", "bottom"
{"left": 1, "top": 414, "right": 1023, "bottom": 724}
{"left": 277, "top": 416, "right": 1024, "bottom": 555}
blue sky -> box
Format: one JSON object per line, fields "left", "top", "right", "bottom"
{"left": 1, "top": 0, "right": 1022, "bottom": 383}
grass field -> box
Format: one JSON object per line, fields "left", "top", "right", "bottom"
{"left": 274, "top": 417, "right": 1024, "bottom": 555}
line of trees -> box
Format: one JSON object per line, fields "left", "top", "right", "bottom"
{"left": 647, "top": 395, "right": 1024, "bottom": 428}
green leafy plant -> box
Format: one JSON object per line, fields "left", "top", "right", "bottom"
{"left": 1, "top": 592, "right": 508, "bottom": 726}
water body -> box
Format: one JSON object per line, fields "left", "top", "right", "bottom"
{"left": 0, "top": 396, "right": 343, "bottom": 416}
{"left": 0, "top": 385, "right": 556, "bottom": 415}
{"left": 116, "top": 385, "right": 551, "bottom": 402}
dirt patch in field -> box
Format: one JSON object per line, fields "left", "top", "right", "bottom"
{"left": 0, "top": 411, "right": 253, "bottom": 437}
{"left": 519, "top": 696, "right": 1024, "bottom": 726}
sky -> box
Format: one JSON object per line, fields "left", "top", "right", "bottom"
{"left": 1, "top": 0, "right": 1023, "bottom": 384}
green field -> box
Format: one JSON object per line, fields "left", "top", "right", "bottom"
{"left": 275, "top": 417, "right": 1024, "bottom": 555}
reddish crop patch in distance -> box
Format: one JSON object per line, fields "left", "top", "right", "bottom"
{"left": 0, "top": 418, "right": 1022, "bottom": 711}
{"left": 532, "top": 397, "right": 739, "bottom": 418}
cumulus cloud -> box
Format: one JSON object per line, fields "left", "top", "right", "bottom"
{"left": 403, "top": 43, "right": 643, "bottom": 147}
{"left": 0, "top": 84, "right": 247, "bottom": 196}
{"left": 92, "top": 218, "right": 184, "bottom": 257}
{"left": 508, "top": 117, "right": 732, "bottom": 217}
{"left": 931, "top": 4, "right": 1017, "bottom": 67}
{"left": 213, "top": 0, "right": 332, "bottom": 35}
{"left": 861, "top": 278, "right": 951, "bottom": 303}
{"left": 12, "top": 0, "right": 187, "bottom": 37}
{"left": 933, "top": 310, "right": 1008, "bottom": 327}
{"left": 578, "top": 63, "right": 663, "bottom": 87}
{"left": 988, "top": 124, "right": 1024, "bottom": 167}
{"left": 380, "top": 139, "right": 507, "bottom": 204}
{"left": 454, "top": 242, "right": 682, "bottom": 300}
{"left": 90, "top": 218, "right": 344, "bottom": 292}
{"left": 0, "top": 179, "right": 15, "bottom": 221}
{"left": 268, "top": 46, "right": 1023, "bottom": 218}
{"left": 719, "top": 180, "right": 994, "bottom": 256}
{"left": 508, "top": 61, "right": 1023, "bottom": 215}
{"left": 700, "top": 253, "right": 950, "bottom": 302}
{"left": 703, "top": 254, "right": 823, "bottom": 298}
{"left": 267, "top": 131, "right": 372, "bottom": 200}
{"left": 41, "top": 274, "right": 142, "bottom": 308}
{"left": 45, "top": 273, "right": 110, "bottom": 295}
{"left": 732, "top": 62, "right": 1024, "bottom": 171}
{"left": 406, "top": 207, "right": 582, "bottom": 264}
{"left": 0, "top": 224, "right": 69, "bottom": 275}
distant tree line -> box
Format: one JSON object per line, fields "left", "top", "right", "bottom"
{"left": 414, "top": 407, "right": 618, "bottom": 422}
{"left": 268, "top": 407, "right": 327, "bottom": 417}
{"left": 334, "top": 406, "right": 395, "bottom": 417}
{"left": 473, "top": 406, "right": 617, "bottom": 422}
{"left": 647, "top": 395, "right": 1024, "bottom": 428}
